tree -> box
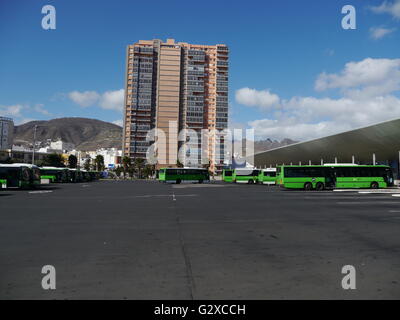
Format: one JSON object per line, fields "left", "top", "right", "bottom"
{"left": 143, "top": 164, "right": 155, "bottom": 179}
{"left": 122, "top": 156, "right": 131, "bottom": 178}
{"left": 68, "top": 154, "right": 78, "bottom": 168}
{"left": 83, "top": 158, "right": 91, "bottom": 171}
{"left": 0, "top": 156, "right": 13, "bottom": 164}
{"left": 176, "top": 160, "right": 184, "bottom": 168}
{"left": 133, "top": 157, "right": 145, "bottom": 178}
{"left": 114, "top": 166, "right": 123, "bottom": 178}
{"left": 43, "top": 153, "right": 65, "bottom": 167}
{"left": 94, "top": 155, "right": 105, "bottom": 171}
{"left": 127, "top": 165, "right": 135, "bottom": 179}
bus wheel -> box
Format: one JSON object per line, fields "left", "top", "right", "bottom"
{"left": 316, "top": 182, "right": 324, "bottom": 191}
{"left": 304, "top": 182, "right": 313, "bottom": 191}
{"left": 176, "top": 179, "right": 181, "bottom": 184}
{"left": 371, "top": 182, "right": 379, "bottom": 189}
{"left": 248, "top": 180, "right": 254, "bottom": 184}
{"left": 198, "top": 179, "right": 203, "bottom": 184}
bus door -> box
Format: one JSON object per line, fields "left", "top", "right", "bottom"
{"left": 6, "top": 168, "right": 20, "bottom": 188}
{"left": 325, "top": 168, "right": 336, "bottom": 189}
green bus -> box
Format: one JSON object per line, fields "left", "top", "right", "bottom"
{"left": 40, "top": 167, "right": 69, "bottom": 183}
{"left": 232, "top": 168, "right": 260, "bottom": 184}
{"left": 158, "top": 168, "right": 210, "bottom": 184}
{"left": 277, "top": 164, "right": 394, "bottom": 190}
{"left": 88, "top": 171, "right": 100, "bottom": 181}
{"left": 257, "top": 168, "right": 277, "bottom": 185}
{"left": 0, "top": 163, "right": 41, "bottom": 189}
{"left": 68, "top": 168, "right": 83, "bottom": 183}
{"left": 80, "top": 170, "right": 90, "bottom": 182}
{"left": 222, "top": 169, "right": 233, "bottom": 182}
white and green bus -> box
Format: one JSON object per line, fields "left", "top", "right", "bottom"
{"left": 257, "top": 168, "right": 277, "bottom": 185}
{"left": 0, "top": 163, "right": 41, "bottom": 189}
{"left": 40, "top": 167, "right": 69, "bottom": 183}
{"left": 222, "top": 169, "right": 234, "bottom": 182}
{"left": 158, "top": 168, "right": 210, "bottom": 184}
{"left": 276, "top": 164, "right": 394, "bottom": 190}
{"left": 232, "top": 168, "right": 260, "bottom": 184}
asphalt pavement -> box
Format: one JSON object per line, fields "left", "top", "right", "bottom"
{"left": 0, "top": 180, "right": 399, "bottom": 299}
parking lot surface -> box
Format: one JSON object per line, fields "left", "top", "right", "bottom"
{"left": 1, "top": 180, "right": 399, "bottom": 299}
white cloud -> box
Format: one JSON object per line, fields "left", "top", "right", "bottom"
{"left": 248, "top": 95, "right": 400, "bottom": 141}
{"left": 249, "top": 119, "right": 351, "bottom": 142}
{"left": 112, "top": 119, "right": 123, "bottom": 127}
{"left": 370, "top": 0, "right": 400, "bottom": 19}
{"left": 369, "top": 26, "right": 396, "bottom": 39}
{"left": 235, "top": 87, "right": 280, "bottom": 110}
{"left": 314, "top": 57, "right": 400, "bottom": 98}
{"left": 68, "top": 90, "right": 100, "bottom": 107}
{"left": 236, "top": 57, "right": 400, "bottom": 141}
{"left": 0, "top": 104, "right": 24, "bottom": 118}
{"left": 99, "top": 89, "right": 124, "bottom": 111}
{"left": 33, "top": 104, "right": 51, "bottom": 115}
{"left": 68, "top": 89, "right": 124, "bottom": 111}
{"left": 0, "top": 103, "right": 52, "bottom": 123}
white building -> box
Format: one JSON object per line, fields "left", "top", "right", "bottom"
{"left": 68, "top": 148, "right": 122, "bottom": 169}
{"left": 96, "top": 148, "right": 122, "bottom": 169}
{"left": 37, "top": 146, "right": 63, "bottom": 154}
{"left": 0, "top": 117, "right": 14, "bottom": 150}
{"left": 50, "top": 139, "right": 75, "bottom": 153}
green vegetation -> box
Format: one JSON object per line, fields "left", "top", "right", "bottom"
{"left": 43, "top": 153, "right": 65, "bottom": 167}
{"left": 68, "top": 154, "right": 78, "bottom": 169}
{"left": 94, "top": 155, "right": 105, "bottom": 171}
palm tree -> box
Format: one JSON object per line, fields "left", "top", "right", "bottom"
{"left": 143, "top": 164, "right": 155, "bottom": 179}
{"left": 122, "top": 156, "right": 131, "bottom": 179}
{"left": 83, "top": 158, "right": 91, "bottom": 171}
{"left": 94, "top": 155, "right": 105, "bottom": 171}
{"left": 68, "top": 154, "right": 78, "bottom": 168}
{"left": 133, "top": 158, "right": 145, "bottom": 179}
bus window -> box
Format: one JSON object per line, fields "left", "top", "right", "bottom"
{"left": 264, "top": 171, "right": 276, "bottom": 177}
{"left": 170, "top": 169, "right": 178, "bottom": 176}
{"left": 224, "top": 170, "right": 233, "bottom": 176}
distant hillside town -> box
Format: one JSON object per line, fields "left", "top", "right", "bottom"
{"left": 0, "top": 116, "right": 297, "bottom": 170}
{"left": 0, "top": 117, "right": 122, "bottom": 170}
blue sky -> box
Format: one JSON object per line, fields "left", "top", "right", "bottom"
{"left": 0, "top": 0, "right": 399, "bottom": 141}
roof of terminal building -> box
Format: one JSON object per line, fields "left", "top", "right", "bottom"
{"left": 251, "top": 118, "right": 400, "bottom": 167}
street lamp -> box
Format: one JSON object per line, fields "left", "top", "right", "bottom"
{"left": 32, "top": 125, "right": 38, "bottom": 165}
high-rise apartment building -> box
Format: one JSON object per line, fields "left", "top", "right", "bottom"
{"left": 122, "top": 39, "right": 229, "bottom": 172}
{"left": 0, "top": 117, "right": 14, "bottom": 150}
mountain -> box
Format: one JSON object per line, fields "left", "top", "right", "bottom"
{"left": 13, "top": 117, "right": 123, "bottom": 151}
{"left": 253, "top": 138, "right": 297, "bottom": 153}
{"left": 237, "top": 138, "right": 298, "bottom": 155}
{"left": 13, "top": 117, "right": 297, "bottom": 153}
